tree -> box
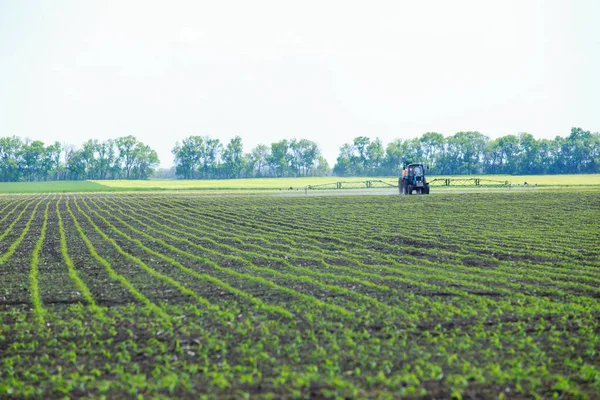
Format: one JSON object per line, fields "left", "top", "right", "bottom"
{"left": 44, "top": 141, "right": 63, "bottom": 180}
{"left": 66, "top": 148, "right": 86, "bottom": 180}
{"left": 222, "top": 136, "right": 245, "bottom": 178}
{"left": 131, "top": 144, "right": 159, "bottom": 179}
{"left": 268, "top": 140, "right": 291, "bottom": 177}
{"left": 248, "top": 144, "right": 270, "bottom": 177}
{"left": 299, "top": 139, "right": 320, "bottom": 176}
{"left": 80, "top": 139, "right": 98, "bottom": 179}
{"left": 445, "top": 131, "right": 488, "bottom": 174}
{"left": 483, "top": 134, "right": 521, "bottom": 174}
{"left": 113, "top": 136, "right": 159, "bottom": 179}
{"left": 383, "top": 139, "right": 405, "bottom": 175}
{"left": 589, "top": 132, "right": 600, "bottom": 173}
{"left": 497, "top": 134, "right": 519, "bottom": 174}
{"left": 483, "top": 138, "right": 503, "bottom": 174}
{"left": 366, "top": 138, "right": 385, "bottom": 174}
{"left": 202, "top": 138, "right": 222, "bottom": 178}
{"left": 333, "top": 137, "right": 383, "bottom": 176}
{"left": 517, "top": 133, "right": 539, "bottom": 174}
{"left": 1, "top": 129, "right": 599, "bottom": 181}
{"left": 353, "top": 136, "right": 370, "bottom": 171}
{"left": 565, "top": 127, "right": 594, "bottom": 172}
{"left": 313, "top": 156, "right": 331, "bottom": 176}
{"left": 172, "top": 136, "right": 204, "bottom": 179}
{"left": 116, "top": 135, "right": 138, "bottom": 179}
{"left": 0, "top": 136, "right": 23, "bottom": 182}
{"left": 94, "top": 139, "right": 117, "bottom": 179}
{"left": 382, "top": 138, "right": 421, "bottom": 175}
{"left": 19, "top": 140, "right": 46, "bottom": 181}
{"left": 289, "top": 139, "right": 320, "bottom": 176}
{"left": 333, "top": 143, "right": 357, "bottom": 177}
{"left": 419, "top": 132, "right": 445, "bottom": 173}
{"left": 553, "top": 136, "right": 568, "bottom": 173}
{"left": 172, "top": 135, "right": 223, "bottom": 179}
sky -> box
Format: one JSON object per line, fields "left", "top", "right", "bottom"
{"left": 1, "top": 0, "right": 599, "bottom": 168}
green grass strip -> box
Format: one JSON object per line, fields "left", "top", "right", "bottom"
{"left": 56, "top": 194, "right": 103, "bottom": 316}
{"left": 65, "top": 197, "right": 171, "bottom": 324}
{"left": 29, "top": 196, "right": 52, "bottom": 324}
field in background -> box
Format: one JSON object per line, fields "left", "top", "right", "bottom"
{"left": 0, "top": 189, "right": 599, "bottom": 398}
{"left": 98, "top": 174, "right": 600, "bottom": 189}
{"left": 434, "top": 173, "right": 600, "bottom": 185}
{"left": 0, "top": 180, "right": 125, "bottom": 194}
{"left": 0, "top": 174, "right": 598, "bottom": 194}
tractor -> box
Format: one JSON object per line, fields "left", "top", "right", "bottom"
{"left": 399, "top": 163, "right": 430, "bottom": 195}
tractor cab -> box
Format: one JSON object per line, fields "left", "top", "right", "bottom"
{"left": 399, "top": 163, "right": 430, "bottom": 195}
{"left": 409, "top": 164, "right": 424, "bottom": 177}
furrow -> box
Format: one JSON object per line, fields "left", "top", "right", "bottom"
{"left": 81, "top": 196, "right": 355, "bottom": 318}
{"left": 100, "top": 196, "right": 445, "bottom": 307}
{"left": 168, "top": 197, "right": 600, "bottom": 289}
{"left": 111, "top": 197, "right": 518, "bottom": 296}
{"left": 56, "top": 194, "right": 103, "bottom": 316}
{"left": 78, "top": 198, "right": 295, "bottom": 319}
{"left": 0, "top": 195, "right": 47, "bottom": 265}
{"left": 29, "top": 196, "right": 54, "bottom": 324}
{"left": 0, "top": 197, "right": 21, "bottom": 222}
{"left": 0, "top": 196, "right": 40, "bottom": 244}
{"left": 65, "top": 197, "right": 171, "bottom": 324}
{"left": 140, "top": 196, "right": 600, "bottom": 297}
{"left": 72, "top": 197, "right": 245, "bottom": 321}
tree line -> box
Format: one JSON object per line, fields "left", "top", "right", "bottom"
{"left": 0, "top": 127, "right": 598, "bottom": 182}
{"left": 0, "top": 135, "right": 158, "bottom": 182}
{"left": 334, "top": 128, "right": 600, "bottom": 176}
{"left": 172, "top": 136, "right": 329, "bottom": 179}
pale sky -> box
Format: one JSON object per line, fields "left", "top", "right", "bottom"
{"left": 1, "top": 0, "right": 599, "bottom": 168}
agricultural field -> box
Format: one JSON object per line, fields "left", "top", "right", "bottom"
{"left": 94, "top": 173, "right": 599, "bottom": 190}
{"left": 0, "top": 189, "right": 599, "bottom": 398}
{"left": 0, "top": 173, "right": 598, "bottom": 194}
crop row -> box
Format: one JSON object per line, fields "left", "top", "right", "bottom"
{"left": 108, "top": 192, "right": 600, "bottom": 298}
{"left": 0, "top": 190, "right": 599, "bottom": 398}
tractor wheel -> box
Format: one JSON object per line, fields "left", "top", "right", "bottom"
{"left": 407, "top": 185, "right": 413, "bottom": 195}
{"left": 424, "top": 186, "right": 430, "bottom": 194}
